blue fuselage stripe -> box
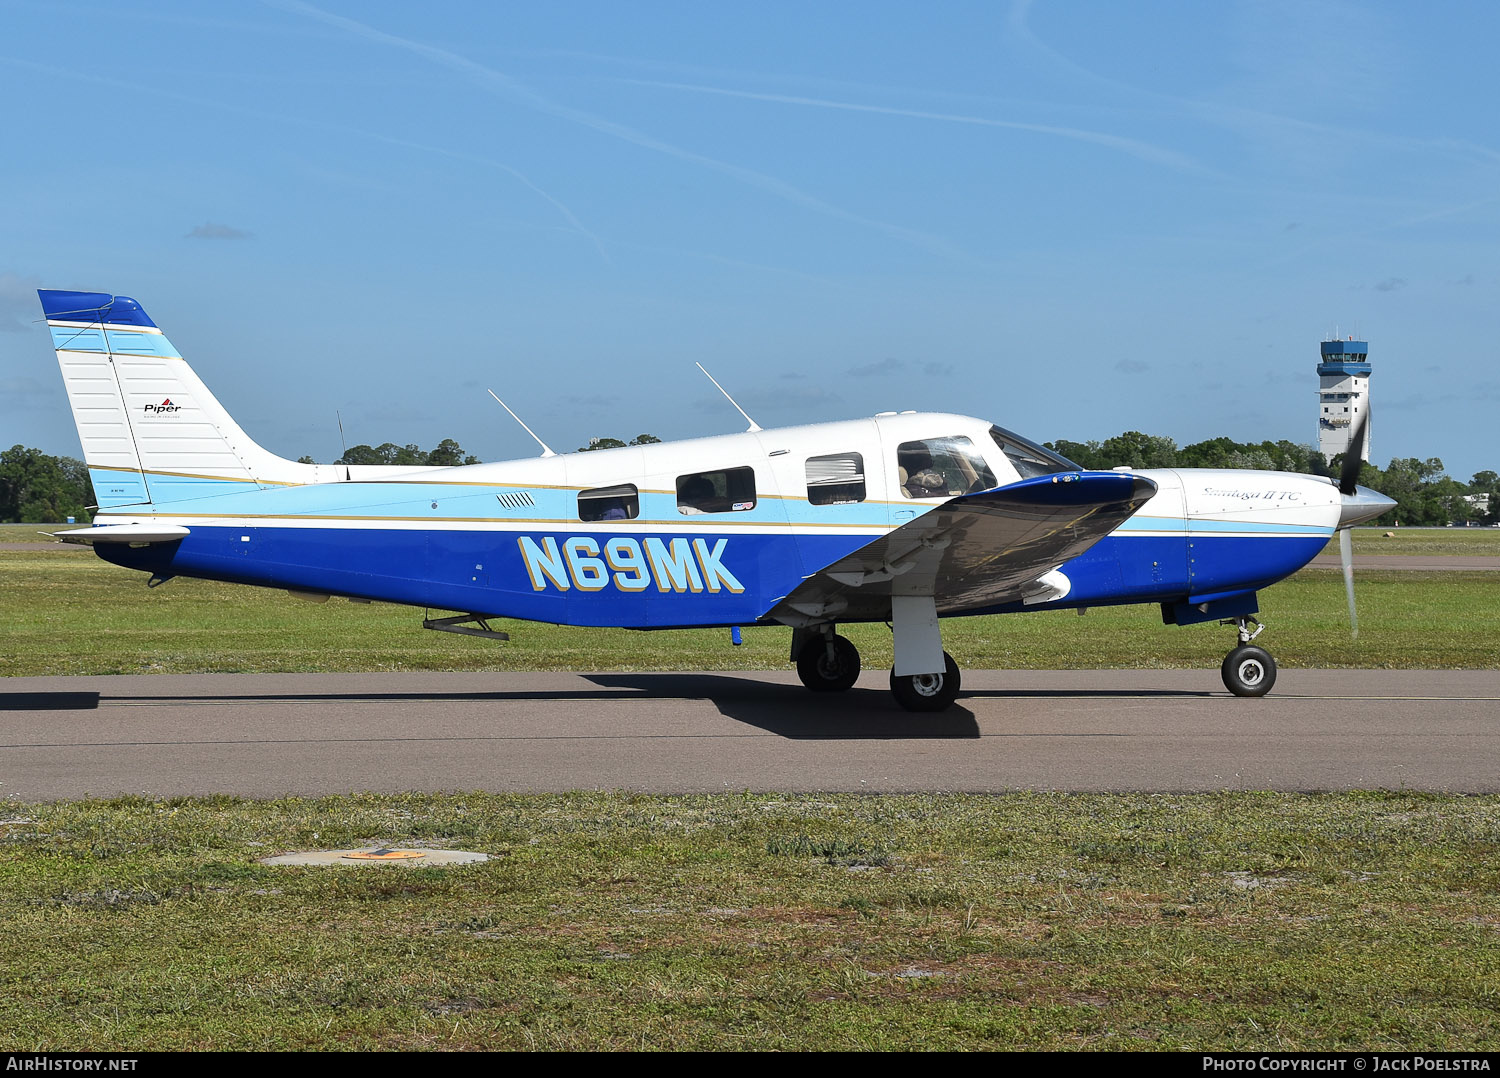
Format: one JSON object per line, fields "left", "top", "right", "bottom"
{"left": 96, "top": 523, "right": 1328, "bottom": 628}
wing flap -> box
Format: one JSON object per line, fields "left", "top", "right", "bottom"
{"left": 771, "top": 472, "right": 1155, "bottom": 624}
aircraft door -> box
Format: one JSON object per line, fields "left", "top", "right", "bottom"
{"left": 755, "top": 443, "right": 814, "bottom": 600}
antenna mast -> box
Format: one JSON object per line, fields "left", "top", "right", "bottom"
{"left": 696, "top": 363, "right": 762, "bottom": 432}
{"left": 336, "top": 410, "right": 351, "bottom": 480}
{"left": 487, "top": 390, "right": 557, "bottom": 457}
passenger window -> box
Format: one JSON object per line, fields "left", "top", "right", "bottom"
{"left": 677, "top": 467, "right": 756, "bottom": 514}
{"left": 897, "top": 436, "right": 996, "bottom": 499}
{"left": 806, "top": 452, "right": 866, "bottom": 505}
{"left": 578, "top": 483, "right": 639, "bottom": 522}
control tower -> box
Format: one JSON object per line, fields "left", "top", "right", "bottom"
{"left": 1317, "top": 337, "right": 1370, "bottom": 462}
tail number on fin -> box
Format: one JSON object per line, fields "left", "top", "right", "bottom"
{"left": 518, "top": 536, "right": 744, "bottom": 594}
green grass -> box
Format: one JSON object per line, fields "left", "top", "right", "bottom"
{"left": 1329, "top": 527, "right": 1500, "bottom": 557}
{"left": 2, "top": 548, "right": 1497, "bottom": 676}
{"left": 1, "top": 791, "right": 1496, "bottom": 1051}
{"left": 4, "top": 537, "right": 1495, "bottom": 1050}
{"left": 0, "top": 523, "right": 77, "bottom": 541}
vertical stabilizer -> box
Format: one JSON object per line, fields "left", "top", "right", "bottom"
{"left": 39, "top": 289, "right": 318, "bottom": 507}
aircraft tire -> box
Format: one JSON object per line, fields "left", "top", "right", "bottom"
{"left": 1221, "top": 645, "right": 1277, "bottom": 697}
{"left": 889, "top": 652, "right": 962, "bottom": 712}
{"left": 796, "top": 635, "right": 861, "bottom": 692}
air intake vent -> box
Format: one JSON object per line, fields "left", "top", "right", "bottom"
{"left": 495, "top": 491, "right": 537, "bottom": 510}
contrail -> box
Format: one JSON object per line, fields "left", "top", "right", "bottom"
{"left": 1007, "top": 0, "right": 1500, "bottom": 168}
{"left": 0, "top": 55, "right": 609, "bottom": 262}
{"left": 618, "top": 78, "right": 1208, "bottom": 174}
{"left": 270, "top": 1, "right": 965, "bottom": 258}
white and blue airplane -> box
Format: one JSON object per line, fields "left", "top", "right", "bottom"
{"left": 37, "top": 289, "right": 1394, "bottom": 712}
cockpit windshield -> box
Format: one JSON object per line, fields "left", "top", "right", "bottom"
{"left": 989, "top": 425, "right": 1081, "bottom": 478}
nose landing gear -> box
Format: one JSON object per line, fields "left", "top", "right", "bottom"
{"left": 889, "top": 651, "right": 961, "bottom": 712}
{"left": 1220, "top": 615, "right": 1276, "bottom": 697}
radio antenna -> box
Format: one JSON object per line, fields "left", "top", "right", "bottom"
{"left": 696, "top": 362, "right": 761, "bottom": 432}
{"left": 336, "top": 410, "right": 351, "bottom": 480}
{"left": 487, "top": 390, "right": 557, "bottom": 457}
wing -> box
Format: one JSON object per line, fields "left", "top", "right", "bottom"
{"left": 769, "top": 472, "right": 1156, "bottom": 624}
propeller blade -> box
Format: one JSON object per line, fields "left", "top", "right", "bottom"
{"left": 1339, "top": 410, "right": 1370, "bottom": 496}
{"left": 1339, "top": 526, "right": 1358, "bottom": 640}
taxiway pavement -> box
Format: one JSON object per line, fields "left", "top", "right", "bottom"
{"left": 2, "top": 669, "right": 1496, "bottom": 800}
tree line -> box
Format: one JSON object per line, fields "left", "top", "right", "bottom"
{"left": 0, "top": 438, "right": 484, "bottom": 524}
{"left": 4, "top": 433, "right": 1495, "bottom": 526}
{"left": 1043, "top": 432, "right": 1499, "bottom": 527}
{"left": 323, "top": 438, "right": 480, "bottom": 467}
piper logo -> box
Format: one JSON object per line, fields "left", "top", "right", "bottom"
{"left": 143, "top": 398, "right": 182, "bottom": 414}
{"left": 518, "top": 535, "right": 744, "bottom": 593}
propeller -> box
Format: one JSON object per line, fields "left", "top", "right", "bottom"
{"left": 1336, "top": 410, "right": 1372, "bottom": 639}
{"left": 1338, "top": 410, "right": 1369, "bottom": 498}
{"left": 1339, "top": 527, "right": 1358, "bottom": 640}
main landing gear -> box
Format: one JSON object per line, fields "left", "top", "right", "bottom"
{"left": 1220, "top": 615, "right": 1276, "bottom": 698}
{"left": 793, "top": 620, "right": 963, "bottom": 713}
{"left": 795, "top": 630, "right": 861, "bottom": 693}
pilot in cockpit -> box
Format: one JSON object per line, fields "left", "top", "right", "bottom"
{"left": 899, "top": 447, "right": 946, "bottom": 498}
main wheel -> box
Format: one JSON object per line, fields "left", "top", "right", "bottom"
{"left": 796, "top": 635, "right": 861, "bottom": 692}
{"left": 889, "top": 652, "right": 962, "bottom": 712}
{"left": 1222, "top": 645, "right": 1277, "bottom": 697}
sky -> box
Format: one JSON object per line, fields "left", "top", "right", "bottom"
{"left": 2, "top": 0, "right": 1496, "bottom": 480}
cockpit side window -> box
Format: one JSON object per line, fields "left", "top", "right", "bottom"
{"left": 988, "top": 425, "right": 1080, "bottom": 478}
{"left": 897, "top": 436, "right": 997, "bottom": 499}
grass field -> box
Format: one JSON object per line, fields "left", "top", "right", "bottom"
{"left": 1325, "top": 527, "right": 1500, "bottom": 557}
{"left": 3, "top": 532, "right": 1497, "bottom": 1051}
{"left": 1, "top": 791, "right": 1497, "bottom": 1051}
{"left": 2, "top": 544, "right": 1496, "bottom": 676}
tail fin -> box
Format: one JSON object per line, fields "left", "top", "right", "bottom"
{"left": 40, "top": 289, "right": 321, "bottom": 508}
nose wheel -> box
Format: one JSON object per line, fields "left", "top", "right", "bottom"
{"left": 1220, "top": 616, "right": 1276, "bottom": 697}
{"left": 890, "top": 652, "right": 961, "bottom": 712}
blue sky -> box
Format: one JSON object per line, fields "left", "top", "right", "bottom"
{"left": 2, "top": 1, "right": 1495, "bottom": 480}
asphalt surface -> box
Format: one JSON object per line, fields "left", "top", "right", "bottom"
{"left": 2, "top": 669, "right": 1496, "bottom": 800}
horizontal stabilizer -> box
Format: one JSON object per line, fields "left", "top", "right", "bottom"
{"left": 54, "top": 523, "right": 191, "bottom": 546}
